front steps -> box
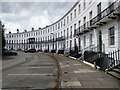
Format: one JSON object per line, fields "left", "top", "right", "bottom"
{"left": 106, "top": 64, "right": 120, "bottom": 80}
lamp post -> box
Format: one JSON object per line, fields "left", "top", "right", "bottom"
{"left": 70, "top": 40, "right": 72, "bottom": 56}
{"left": 63, "top": 35, "right": 66, "bottom": 54}
{"left": 50, "top": 33, "right": 54, "bottom": 57}
{"left": 74, "top": 36, "right": 78, "bottom": 55}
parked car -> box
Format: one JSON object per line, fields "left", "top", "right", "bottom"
{"left": 25, "top": 48, "right": 36, "bottom": 53}
{"left": 24, "top": 49, "right": 28, "bottom": 53}
{"left": 37, "top": 49, "right": 43, "bottom": 52}
{"left": 3, "top": 49, "right": 18, "bottom": 56}
{"left": 50, "top": 50, "right": 56, "bottom": 53}
{"left": 44, "top": 49, "right": 49, "bottom": 53}
{"left": 58, "top": 49, "right": 64, "bottom": 54}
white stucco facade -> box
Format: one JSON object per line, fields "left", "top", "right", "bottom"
{"left": 5, "top": 0, "right": 120, "bottom": 54}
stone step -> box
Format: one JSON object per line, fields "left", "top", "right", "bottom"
{"left": 107, "top": 71, "right": 120, "bottom": 80}
{"left": 111, "top": 68, "right": 120, "bottom": 74}
{"left": 116, "top": 65, "right": 120, "bottom": 69}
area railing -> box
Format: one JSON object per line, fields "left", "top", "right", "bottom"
{"left": 107, "top": 49, "right": 120, "bottom": 69}
{"left": 74, "top": 0, "right": 120, "bottom": 36}
{"left": 56, "top": 36, "right": 66, "bottom": 41}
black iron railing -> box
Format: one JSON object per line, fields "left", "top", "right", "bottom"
{"left": 48, "top": 39, "right": 53, "bottom": 43}
{"left": 107, "top": 49, "right": 120, "bottom": 69}
{"left": 74, "top": 0, "right": 120, "bottom": 36}
{"left": 56, "top": 36, "right": 65, "bottom": 41}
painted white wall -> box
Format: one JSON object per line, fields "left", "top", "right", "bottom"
{"left": 5, "top": 0, "right": 120, "bottom": 53}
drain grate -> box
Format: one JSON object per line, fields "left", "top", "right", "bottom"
{"left": 63, "top": 80, "right": 67, "bottom": 83}
{"left": 64, "top": 71, "right": 68, "bottom": 74}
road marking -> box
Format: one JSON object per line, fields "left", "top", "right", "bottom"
{"left": 61, "top": 65, "right": 69, "bottom": 68}
{"left": 8, "top": 73, "right": 53, "bottom": 76}
{"left": 28, "top": 66, "right": 53, "bottom": 69}
{"left": 74, "top": 69, "right": 95, "bottom": 73}
{"left": 61, "top": 81, "right": 81, "bottom": 87}
{"left": 73, "top": 64, "right": 81, "bottom": 66}
{"left": 41, "top": 63, "right": 54, "bottom": 65}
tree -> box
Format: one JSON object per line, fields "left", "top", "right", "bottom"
{"left": 0, "top": 19, "right": 6, "bottom": 53}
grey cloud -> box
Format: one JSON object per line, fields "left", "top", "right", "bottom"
{"left": 2, "top": 2, "right": 23, "bottom": 13}
{"left": 2, "top": 2, "right": 13, "bottom": 13}
{"left": 2, "top": 2, "right": 74, "bottom": 16}
{"left": 46, "top": 2, "right": 74, "bottom": 17}
{"left": 1, "top": 1, "right": 75, "bottom": 32}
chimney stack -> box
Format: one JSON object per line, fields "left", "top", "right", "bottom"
{"left": 32, "top": 28, "right": 34, "bottom": 31}
{"left": 9, "top": 31, "right": 11, "bottom": 34}
{"left": 24, "top": 30, "right": 27, "bottom": 32}
{"left": 17, "top": 29, "right": 19, "bottom": 33}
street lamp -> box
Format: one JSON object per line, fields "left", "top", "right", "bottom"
{"left": 63, "top": 35, "right": 66, "bottom": 54}
{"left": 50, "top": 33, "right": 54, "bottom": 57}
{"left": 75, "top": 36, "right": 79, "bottom": 51}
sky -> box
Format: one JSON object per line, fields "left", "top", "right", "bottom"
{"left": 1, "top": 0, "right": 77, "bottom": 34}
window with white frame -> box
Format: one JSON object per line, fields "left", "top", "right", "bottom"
{"left": 67, "top": 41, "right": 69, "bottom": 47}
{"left": 36, "top": 32, "right": 37, "bottom": 35}
{"left": 74, "top": 9, "right": 76, "bottom": 18}
{"left": 70, "top": 26, "right": 72, "bottom": 37}
{"left": 53, "top": 26, "right": 54, "bottom": 31}
{"left": 58, "top": 23, "right": 60, "bottom": 29}
{"left": 64, "top": 19, "right": 66, "bottom": 26}
{"left": 83, "top": 16, "right": 86, "bottom": 28}
{"left": 56, "top": 24, "right": 57, "bottom": 30}
{"left": 48, "top": 28, "right": 49, "bottom": 33}
{"left": 83, "top": 0, "right": 86, "bottom": 10}
{"left": 74, "top": 24, "right": 76, "bottom": 35}
{"left": 78, "top": 20, "right": 81, "bottom": 28}
{"left": 109, "top": 27, "right": 115, "bottom": 45}
{"left": 108, "top": 0, "right": 113, "bottom": 5}
{"left": 89, "top": 0, "right": 92, "bottom": 4}
{"left": 84, "top": 36, "right": 86, "bottom": 47}
{"left": 61, "top": 21, "right": 63, "bottom": 28}
{"left": 50, "top": 27, "right": 52, "bottom": 32}
{"left": 90, "top": 33, "right": 93, "bottom": 46}
{"left": 58, "top": 33, "right": 60, "bottom": 38}
{"left": 61, "top": 31, "right": 62, "bottom": 37}
{"left": 78, "top": 4, "right": 81, "bottom": 14}
{"left": 64, "top": 30, "right": 65, "bottom": 37}
{"left": 70, "top": 13, "right": 72, "bottom": 21}
{"left": 67, "top": 28, "right": 69, "bottom": 38}
{"left": 67, "top": 16, "right": 69, "bottom": 24}
{"left": 89, "top": 11, "right": 92, "bottom": 20}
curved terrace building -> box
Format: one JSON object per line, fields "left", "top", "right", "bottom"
{"left": 5, "top": 0, "right": 120, "bottom": 54}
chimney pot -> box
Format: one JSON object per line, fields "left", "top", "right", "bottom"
{"left": 32, "top": 28, "right": 34, "bottom": 31}
{"left": 9, "top": 31, "right": 11, "bottom": 34}
{"left": 17, "top": 29, "right": 19, "bottom": 33}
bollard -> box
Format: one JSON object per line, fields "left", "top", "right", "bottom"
{"left": 93, "top": 61, "right": 97, "bottom": 69}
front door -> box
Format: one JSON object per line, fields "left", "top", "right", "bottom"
{"left": 78, "top": 37, "right": 81, "bottom": 51}
{"left": 98, "top": 30, "right": 102, "bottom": 52}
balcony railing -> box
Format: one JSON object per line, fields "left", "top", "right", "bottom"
{"left": 74, "top": 0, "right": 120, "bottom": 36}
{"left": 49, "top": 39, "right": 54, "bottom": 42}
{"left": 56, "top": 36, "right": 66, "bottom": 41}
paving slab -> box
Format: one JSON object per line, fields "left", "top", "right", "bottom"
{"left": 53, "top": 54, "right": 120, "bottom": 89}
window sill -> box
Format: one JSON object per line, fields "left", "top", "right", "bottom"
{"left": 109, "top": 45, "right": 115, "bottom": 48}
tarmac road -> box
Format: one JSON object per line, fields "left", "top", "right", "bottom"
{"left": 2, "top": 52, "right": 58, "bottom": 90}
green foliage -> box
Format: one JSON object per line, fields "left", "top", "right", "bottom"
{"left": 0, "top": 20, "right": 6, "bottom": 52}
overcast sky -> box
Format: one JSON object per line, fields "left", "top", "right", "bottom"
{"left": 1, "top": 0, "right": 77, "bottom": 34}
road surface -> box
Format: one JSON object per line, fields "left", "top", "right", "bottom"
{"left": 2, "top": 52, "right": 58, "bottom": 89}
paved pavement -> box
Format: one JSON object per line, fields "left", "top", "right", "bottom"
{"left": 2, "top": 52, "right": 58, "bottom": 90}
{"left": 2, "top": 52, "right": 120, "bottom": 89}
{"left": 50, "top": 53, "right": 120, "bottom": 89}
